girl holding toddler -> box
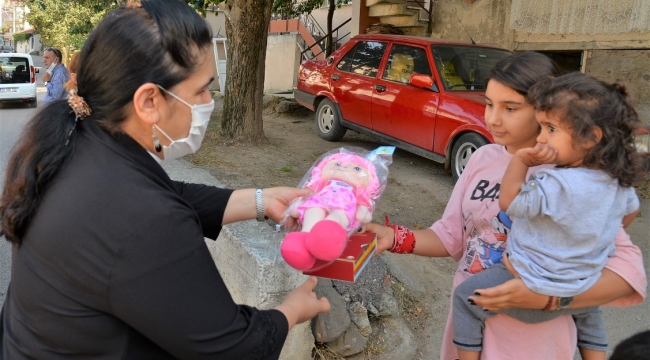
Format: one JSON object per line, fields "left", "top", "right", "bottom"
{"left": 365, "top": 51, "right": 646, "bottom": 360}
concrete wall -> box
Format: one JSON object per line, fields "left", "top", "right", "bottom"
{"left": 15, "top": 39, "right": 28, "bottom": 53}
{"left": 207, "top": 224, "right": 314, "bottom": 360}
{"left": 585, "top": 50, "right": 650, "bottom": 128}
{"left": 351, "top": 0, "right": 381, "bottom": 38}
{"left": 161, "top": 160, "right": 313, "bottom": 360}
{"left": 206, "top": 8, "right": 227, "bottom": 38}
{"left": 311, "top": 4, "right": 354, "bottom": 45}
{"left": 428, "top": 0, "right": 650, "bottom": 126}
{"left": 205, "top": 10, "right": 227, "bottom": 92}
{"left": 430, "top": 0, "right": 650, "bottom": 49}
{"left": 206, "top": 12, "right": 311, "bottom": 93}
{"left": 429, "top": 0, "right": 514, "bottom": 48}
{"left": 264, "top": 33, "right": 302, "bottom": 93}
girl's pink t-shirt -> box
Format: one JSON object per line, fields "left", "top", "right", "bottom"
{"left": 431, "top": 144, "right": 646, "bottom": 360}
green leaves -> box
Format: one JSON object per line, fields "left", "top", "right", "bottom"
{"left": 272, "top": 0, "right": 324, "bottom": 19}
{"left": 14, "top": 33, "right": 31, "bottom": 43}
{"left": 24, "top": 0, "right": 112, "bottom": 53}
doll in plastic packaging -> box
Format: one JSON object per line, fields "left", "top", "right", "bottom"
{"left": 281, "top": 147, "right": 394, "bottom": 271}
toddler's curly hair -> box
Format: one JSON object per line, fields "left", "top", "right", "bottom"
{"left": 527, "top": 72, "right": 646, "bottom": 187}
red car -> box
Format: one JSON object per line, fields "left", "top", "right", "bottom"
{"left": 294, "top": 34, "right": 512, "bottom": 180}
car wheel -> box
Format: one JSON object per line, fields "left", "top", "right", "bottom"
{"left": 451, "top": 133, "right": 488, "bottom": 182}
{"left": 315, "top": 98, "right": 346, "bottom": 142}
{"left": 29, "top": 98, "right": 37, "bottom": 108}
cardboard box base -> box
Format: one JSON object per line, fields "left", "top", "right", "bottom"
{"left": 303, "top": 232, "right": 377, "bottom": 282}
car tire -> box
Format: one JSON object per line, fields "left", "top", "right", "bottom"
{"left": 451, "top": 133, "right": 488, "bottom": 182}
{"left": 29, "top": 98, "right": 37, "bottom": 108}
{"left": 315, "top": 98, "right": 346, "bottom": 142}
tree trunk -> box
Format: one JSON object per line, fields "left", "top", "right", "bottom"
{"left": 325, "top": 0, "right": 335, "bottom": 56}
{"left": 221, "top": 0, "right": 274, "bottom": 144}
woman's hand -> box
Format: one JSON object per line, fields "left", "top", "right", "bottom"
{"left": 468, "top": 278, "right": 548, "bottom": 311}
{"left": 274, "top": 277, "right": 331, "bottom": 330}
{"left": 263, "top": 187, "right": 313, "bottom": 229}
{"left": 361, "top": 222, "right": 394, "bottom": 255}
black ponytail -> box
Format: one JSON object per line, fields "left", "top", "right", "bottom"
{"left": 1, "top": 101, "right": 78, "bottom": 243}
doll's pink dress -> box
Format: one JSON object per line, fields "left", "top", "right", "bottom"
{"left": 296, "top": 180, "right": 362, "bottom": 231}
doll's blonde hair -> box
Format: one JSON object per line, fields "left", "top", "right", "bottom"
{"left": 305, "top": 153, "right": 380, "bottom": 208}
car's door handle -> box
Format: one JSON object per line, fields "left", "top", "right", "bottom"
{"left": 331, "top": 74, "right": 340, "bottom": 81}
{"left": 375, "top": 85, "right": 386, "bottom": 92}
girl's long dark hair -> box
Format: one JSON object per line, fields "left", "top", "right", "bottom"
{"left": 0, "top": 0, "right": 212, "bottom": 244}
{"left": 485, "top": 51, "right": 559, "bottom": 97}
{"left": 527, "top": 72, "right": 645, "bottom": 187}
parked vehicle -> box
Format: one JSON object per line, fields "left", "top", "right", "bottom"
{"left": 294, "top": 34, "right": 512, "bottom": 180}
{"left": 0, "top": 45, "right": 15, "bottom": 53}
{"left": 0, "top": 53, "right": 38, "bottom": 108}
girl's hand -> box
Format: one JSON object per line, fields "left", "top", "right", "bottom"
{"left": 516, "top": 143, "right": 558, "bottom": 167}
{"left": 468, "top": 278, "right": 548, "bottom": 311}
{"left": 263, "top": 187, "right": 313, "bottom": 228}
{"left": 361, "top": 222, "right": 394, "bottom": 255}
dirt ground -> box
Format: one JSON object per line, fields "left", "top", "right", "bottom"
{"left": 186, "top": 93, "right": 650, "bottom": 359}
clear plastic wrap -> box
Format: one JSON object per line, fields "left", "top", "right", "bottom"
{"left": 280, "top": 146, "right": 395, "bottom": 271}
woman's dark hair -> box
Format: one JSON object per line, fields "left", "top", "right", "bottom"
{"left": 485, "top": 51, "right": 559, "bottom": 97}
{"left": 0, "top": 0, "right": 212, "bottom": 244}
{"left": 527, "top": 72, "right": 645, "bottom": 187}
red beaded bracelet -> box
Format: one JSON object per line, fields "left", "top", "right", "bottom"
{"left": 385, "top": 215, "right": 416, "bottom": 254}
{"left": 543, "top": 296, "right": 556, "bottom": 311}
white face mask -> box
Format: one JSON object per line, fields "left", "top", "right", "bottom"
{"left": 154, "top": 85, "right": 215, "bottom": 160}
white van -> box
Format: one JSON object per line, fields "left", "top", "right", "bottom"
{"left": 0, "top": 53, "right": 38, "bottom": 107}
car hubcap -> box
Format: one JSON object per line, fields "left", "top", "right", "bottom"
{"left": 318, "top": 106, "right": 334, "bottom": 134}
{"left": 455, "top": 142, "right": 477, "bottom": 175}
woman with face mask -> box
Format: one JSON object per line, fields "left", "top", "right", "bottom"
{"left": 0, "top": 1, "right": 330, "bottom": 359}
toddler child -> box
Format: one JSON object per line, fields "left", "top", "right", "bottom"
{"left": 452, "top": 72, "right": 645, "bottom": 360}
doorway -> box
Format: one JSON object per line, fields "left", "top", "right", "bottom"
{"left": 535, "top": 51, "right": 583, "bottom": 74}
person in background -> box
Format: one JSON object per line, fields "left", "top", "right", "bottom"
{"left": 0, "top": 0, "right": 329, "bottom": 358}
{"left": 42, "top": 46, "right": 70, "bottom": 103}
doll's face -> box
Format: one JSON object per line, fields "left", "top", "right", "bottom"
{"left": 321, "top": 159, "right": 371, "bottom": 188}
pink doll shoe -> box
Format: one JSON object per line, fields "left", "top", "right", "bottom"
{"left": 281, "top": 232, "right": 316, "bottom": 270}
{"left": 305, "top": 220, "right": 348, "bottom": 262}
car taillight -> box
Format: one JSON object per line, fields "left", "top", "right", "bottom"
{"left": 30, "top": 65, "right": 36, "bottom": 83}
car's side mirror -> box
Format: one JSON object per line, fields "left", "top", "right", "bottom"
{"left": 409, "top": 74, "right": 438, "bottom": 92}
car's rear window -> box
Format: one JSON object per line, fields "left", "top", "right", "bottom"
{"left": 336, "top": 41, "right": 387, "bottom": 78}
{"left": 431, "top": 45, "right": 511, "bottom": 91}
{"left": 0, "top": 56, "right": 30, "bottom": 84}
